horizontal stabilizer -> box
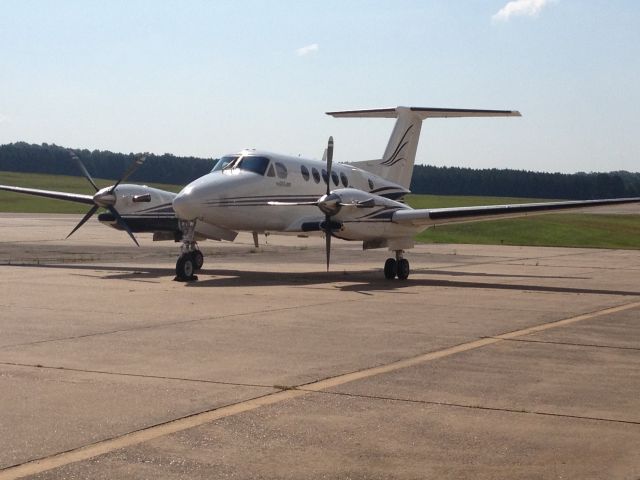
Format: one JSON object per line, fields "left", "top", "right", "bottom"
{"left": 326, "top": 107, "right": 521, "bottom": 119}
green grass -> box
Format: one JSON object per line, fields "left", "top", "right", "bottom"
{"left": 2, "top": 172, "right": 639, "bottom": 249}
{"left": 407, "top": 193, "right": 640, "bottom": 250}
{"left": 0, "top": 171, "right": 181, "bottom": 213}
{"left": 415, "top": 214, "right": 640, "bottom": 250}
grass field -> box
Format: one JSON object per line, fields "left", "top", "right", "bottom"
{"left": 2, "top": 171, "right": 639, "bottom": 249}
{"left": 405, "top": 194, "right": 640, "bottom": 250}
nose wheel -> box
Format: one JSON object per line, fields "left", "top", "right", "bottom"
{"left": 175, "top": 220, "right": 203, "bottom": 282}
{"left": 383, "top": 251, "right": 410, "bottom": 280}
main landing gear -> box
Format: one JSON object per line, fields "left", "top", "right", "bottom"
{"left": 175, "top": 220, "right": 203, "bottom": 282}
{"left": 383, "top": 250, "right": 410, "bottom": 280}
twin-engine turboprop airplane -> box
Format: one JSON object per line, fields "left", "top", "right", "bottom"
{"left": 169, "top": 106, "right": 640, "bottom": 281}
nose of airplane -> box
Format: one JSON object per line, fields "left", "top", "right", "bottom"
{"left": 173, "top": 185, "right": 200, "bottom": 220}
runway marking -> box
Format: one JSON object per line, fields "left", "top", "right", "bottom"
{"left": 2, "top": 300, "right": 639, "bottom": 479}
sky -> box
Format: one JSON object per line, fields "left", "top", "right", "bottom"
{"left": 0, "top": 0, "right": 638, "bottom": 173}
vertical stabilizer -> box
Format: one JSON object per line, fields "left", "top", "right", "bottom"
{"left": 326, "top": 106, "right": 521, "bottom": 189}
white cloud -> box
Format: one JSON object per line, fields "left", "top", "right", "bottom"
{"left": 295, "top": 43, "right": 319, "bottom": 57}
{"left": 0, "top": 113, "right": 9, "bottom": 124}
{"left": 492, "top": 0, "right": 552, "bottom": 22}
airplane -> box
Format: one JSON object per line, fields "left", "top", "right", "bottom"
{"left": 168, "top": 106, "right": 640, "bottom": 281}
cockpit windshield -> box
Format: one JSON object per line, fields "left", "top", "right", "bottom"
{"left": 211, "top": 155, "right": 238, "bottom": 172}
{"left": 235, "top": 156, "right": 271, "bottom": 175}
{"left": 212, "top": 155, "right": 271, "bottom": 176}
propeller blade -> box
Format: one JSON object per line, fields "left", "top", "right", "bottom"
{"left": 326, "top": 137, "right": 333, "bottom": 196}
{"left": 325, "top": 214, "right": 331, "bottom": 271}
{"left": 108, "top": 206, "right": 140, "bottom": 246}
{"left": 66, "top": 205, "right": 99, "bottom": 239}
{"left": 110, "top": 154, "right": 147, "bottom": 192}
{"left": 69, "top": 150, "right": 98, "bottom": 192}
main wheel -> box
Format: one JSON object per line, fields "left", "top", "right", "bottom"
{"left": 191, "top": 250, "right": 204, "bottom": 271}
{"left": 397, "top": 258, "right": 410, "bottom": 280}
{"left": 384, "top": 258, "right": 397, "bottom": 279}
{"left": 176, "top": 253, "right": 196, "bottom": 281}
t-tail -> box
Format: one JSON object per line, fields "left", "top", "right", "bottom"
{"left": 326, "top": 106, "right": 521, "bottom": 189}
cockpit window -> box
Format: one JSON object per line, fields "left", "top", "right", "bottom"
{"left": 211, "top": 155, "right": 238, "bottom": 172}
{"left": 236, "top": 156, "right": 271, "bottom": 175}
{"left": 275, "top": 162, "right": 288, "bottom": 179}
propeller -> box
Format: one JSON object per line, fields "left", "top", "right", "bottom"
{"left": 66, "top": 150, "right": 146, "bottom": 245}
{"left": 323, "top": 136, "right": 334, "bottom": 270}
{"left": 267, "top": 137, "right": 380, "bottom": 271}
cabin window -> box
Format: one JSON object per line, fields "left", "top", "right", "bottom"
{"left": 321, "top": 169, "right": 329, "bottom": 185}
{"left": 275, "top": 162, "right": 288, "bottom": 179}
{"left": 312, "top": 167, "right": 320, "bottom": 183}
{"left": 368, "top": 178, "right": 374, "bottom": 190}
{"left": 237, "top": 156, "right": 270, "bottom": 176}
{"left": 340, "top": 172, "right": 349, "bottom": 187}
{"left": 331, "top": 171, "right": 339, "bottom": 186}
{"left": 300, "top": 165, "right": 310, "bottom": 181}
{"left": 211, "top": 155, "right": 238, "bottom": 172}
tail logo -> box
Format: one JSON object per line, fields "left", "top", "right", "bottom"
{"left": 380, "top": 125, "right": 413, "bottom": 167}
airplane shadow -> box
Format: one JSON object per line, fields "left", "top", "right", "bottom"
{"left": 5, "top": 263, "right": 639, "bottom": 297}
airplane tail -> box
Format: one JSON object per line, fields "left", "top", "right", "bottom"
{"left": 326, "top": 106, "right": 521, "bottom": 189}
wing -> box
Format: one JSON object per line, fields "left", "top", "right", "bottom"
{"left": 0, "top": 185, "right": 94, "bottom": 205}
{"left": 392, "top": 197, "right": 640, "bottom": 226}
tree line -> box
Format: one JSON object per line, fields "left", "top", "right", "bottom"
{"left": 1, "top": 142, "right": 638, "bottom": 199}
{"left": 410, "top": 164, "right": 640, "bottom": 200}
{"left": 0, "top": 142, "right": 214, "bottom": 186}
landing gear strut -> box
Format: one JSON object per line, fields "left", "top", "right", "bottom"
{"left": 383, "top": 250, "right": 410, "bottom": 280}
{"left": 175, "top": 220, "right": 203, "bottom": 281}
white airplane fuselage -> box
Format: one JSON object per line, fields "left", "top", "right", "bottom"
{"left": 172, "top": 150, "right": 418, "bottom": 242}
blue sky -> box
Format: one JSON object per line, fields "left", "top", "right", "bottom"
{"left": 1, "top": 0, "right": 638, "bottom": 173}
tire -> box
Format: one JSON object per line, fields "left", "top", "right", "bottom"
{"left": 397, "top": 258, "right": 410, "bottom": 280}
{"left": 384, "top": 258, "right": 397, "bottom": 279}
{"left": 191, "top": 250, "right": 204, "bottom": 271}
{"left": 176, "top": 254, "right": 195, "bottom": 281}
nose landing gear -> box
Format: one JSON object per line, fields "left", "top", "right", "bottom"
{"left": 175, "top": 220, "right": 203, "bottom": 282}
{"left": 383, "top": 250, "right": 410, "bottom": 280}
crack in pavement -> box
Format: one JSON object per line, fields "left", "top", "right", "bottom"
{"left": 485, "top": 336, "right": 640, "bottom": 352}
